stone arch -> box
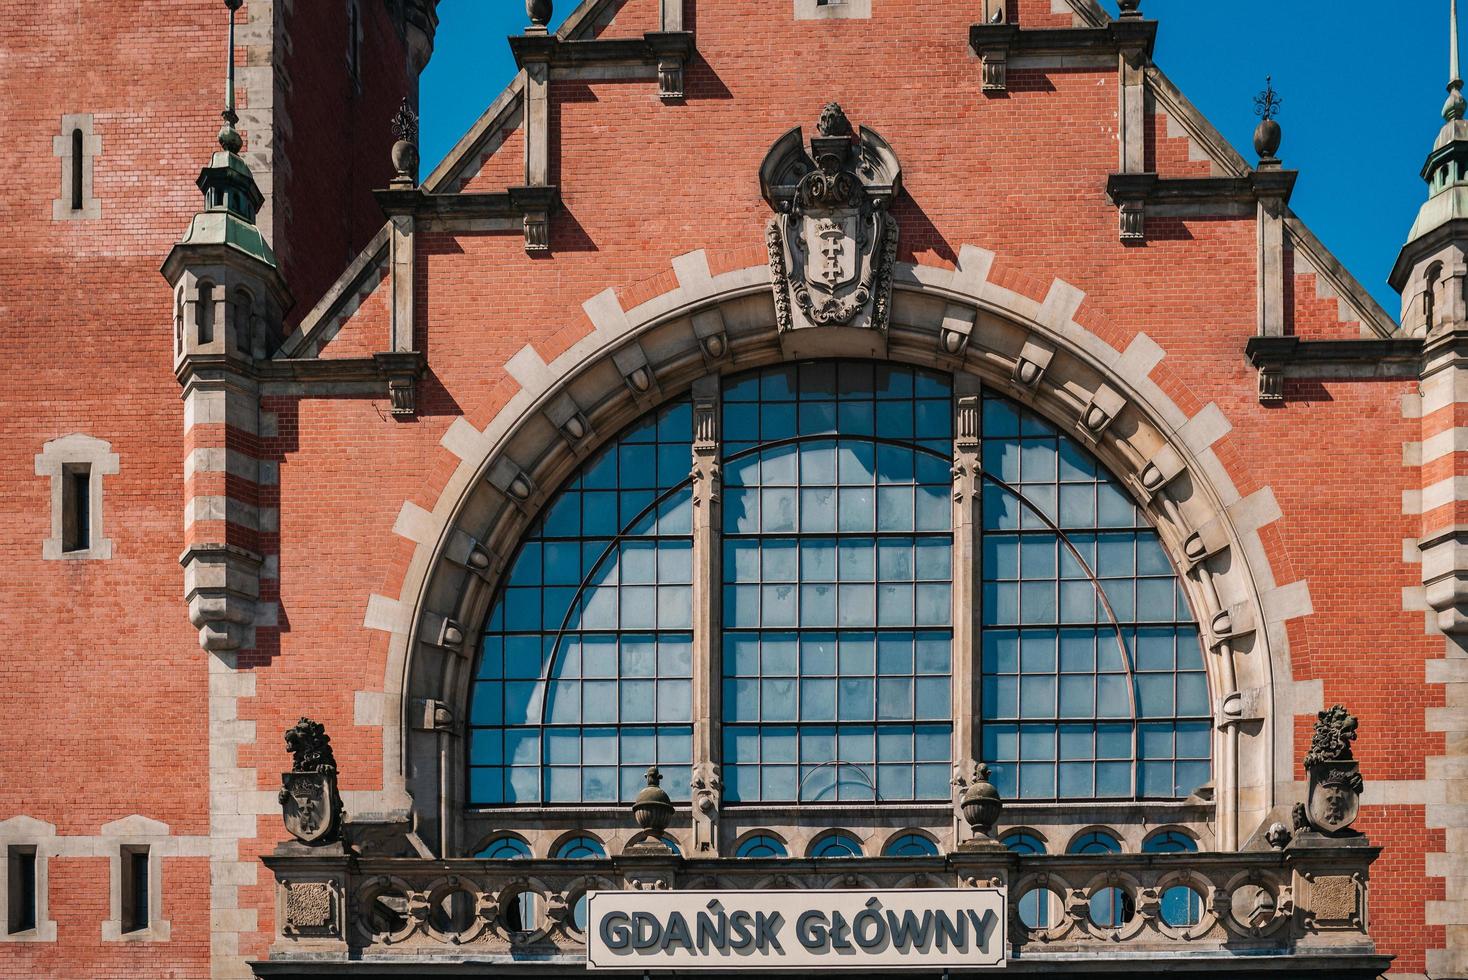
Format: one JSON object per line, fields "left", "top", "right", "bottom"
{"left": 364, "top": 245, "right": 1309, "bottom": 856}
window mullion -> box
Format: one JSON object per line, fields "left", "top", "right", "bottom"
{"left": 951, "top": 376, "right": 983, "bottom": 844}
{"left": 688, "top": 375, "right": 723, "bottom": 854}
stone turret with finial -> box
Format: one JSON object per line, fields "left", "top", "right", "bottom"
{"left": 1392, "top": 0, "right": 1468, "bottom": 642}
{"left": 161, "top": 0, "right": 293, "bottom": 653}
{"left": 1391, "top": 0, "right": 1468, "bottom": 339}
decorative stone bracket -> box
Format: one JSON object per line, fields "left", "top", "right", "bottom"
{"left": 376, "top": 185, "right": 562, "bottom": 255}
{"left": 509, "top": 30, "right": 696, "bottom": 102}
{"left": 1243, "top": 337, "right": 1422, "bottom": 405}
{"left": 1105, "top": 169, "right": 1297, "bottom": 246}
{"left": 969, "top": 17, "right": 1156, "bottom": 96}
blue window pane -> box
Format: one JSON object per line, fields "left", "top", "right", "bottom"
{"left": 736, "top": 835, "right": 788, "bottom": 858}
{"left": 811, "top": 832, "right": 864, "bottom": 858}
{"left": 979, "top": 393, "right": 1205, "bottom": 802}
{"left": 1069, "top": 831, "right": 1122, "bottom": 855}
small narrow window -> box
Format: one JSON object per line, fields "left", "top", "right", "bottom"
{"left": 7, "top": 847, "right": 37, "bottom": 935}
{"left": 69, "top": 129, "right": 84, "bottom": 211}
{"left": 121, "top": 846, "right": 149, "bottom": 934}
{"left": 347, "top": 2, "right": 361, "bottom": 80}
{"left": 197, "top": 282, "right": 214, "bottom": 345}
{"left": 61, "top": 464, "right": 91, "bottom": 554}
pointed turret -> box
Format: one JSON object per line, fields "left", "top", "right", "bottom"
{"left": 161, "top": 0, "right": 291, "bottom": 653}
{"left": 1391, "top": 0, "right": 1468, "bottom": 333}
{"left": 162, "top": 0, "right": 290, "bottom": 356}
{"left": 1402, "top": 2, "right": 1468, "bottom": 639}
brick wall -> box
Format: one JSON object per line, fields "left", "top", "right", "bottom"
{"left": 0, "top": 1, "right": 1446, "bottom": 977}
{"left": 0, "top": 0, "right": 414, "bottom": 976}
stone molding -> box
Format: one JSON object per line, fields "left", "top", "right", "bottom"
{"left": 51, "top": 113, "right": 100, "bottom": 221}
{"left": 33, "top": 433, "right": 118, "bottom": 561}
{"left": 354, "top": 245, "right": 1309, "bottom": 859}
{"left": 99, "top": 815, "right": 173, "bottom": 943}
{"left": 0, "top": 814, "right": 211, "bottom": 946}
{"left": 794, "top": 0, "right": 872, "bottom": 20}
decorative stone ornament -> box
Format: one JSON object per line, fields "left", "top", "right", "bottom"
{"left": 958, "top": 763, "right": 1003, "bottom": 843}
{"left": 526, "top": 0, "right": 552, "bottom": 33}
{"left": 1253, "top": 77, "right": 1284, "bottom": 166}
{"left": 760, "top": 103, "right": 902, "bottom": 349}
{"left": 632, "top": 767, "right": 674, "bottom": 837}
{"left": 278, "top": 719, "right": 345, "bottom": 847}
{"left": 1301, "top": 705, "right": 1365, "bottom": 837}
{"left": 390, "top": 99, "right": 419, "bottom": 189}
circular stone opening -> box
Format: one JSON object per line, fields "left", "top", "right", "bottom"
{"left": 430, "top": 888, "right": 479, "bottom": 936}
{"left": 499, "top": 885, "right": 542, "bottom": 936}
{"left": 1230, "top": 883, "right": 1277, "bottom": 929}
{"left": 1087, "top": 885, "right": 1135, "bottom": 929}
{"left": 1160, "top": 884, "right": 1204, "bottom": 928}
{"left": 1017, "top": 886, "right": 1063, "bottom": 930}
{"left": 364, "top": 888, "right": 409, "bottom": 936}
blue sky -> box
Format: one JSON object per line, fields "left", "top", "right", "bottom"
{"left": 421, "top": 1, "right": 1454, "bottom": 315}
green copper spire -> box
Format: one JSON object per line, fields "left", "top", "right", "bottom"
{"left": 168, "top": 0, "right": 277, "bottom": 270}
{"left": 1448, "top": 0, "right": 1466, "bottom": 121}
{"left": 220, "top": 0, "right": 244, "bottom": 152}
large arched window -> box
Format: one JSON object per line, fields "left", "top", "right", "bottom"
{"left": 467, "top": 360, "right": 1208, "bottom": 809}
{"left": 468, "top": 400, "right": 694, "bottom": 805}
{"left": 979, "top": 396, "right": 1209, "bottom": 801}
{"left": 721, "top": 363, "right": 954, "bottom": 803}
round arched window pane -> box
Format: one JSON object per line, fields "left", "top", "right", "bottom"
{"left": 477, "top": 837, "right": 532, "bottom": 859}
{"left": 735, "top": 834, "right": 788, "bottom": 858}
{"left": 1068, "top": 831, "right": 1123, "bottom": 855}
{"left": 883, "top": 833, "right": 939, "bottom": 857}
{"left": 1142, "top": 830, "right": 1197, "bottom": 854}
{"left": 979, "top": 395, "right": 1208, "bottom": 803}
{"left": 1002, "top": 832, "right": 1046, "bottom": 855}
{"left": 555, "top": 836, "right": 607, "bottom": 860}
{"left": 468, "top": 399, "right": 695, "bottom": 806}
{"left": 810, "top": 831, "right": 863, "bottom": 858}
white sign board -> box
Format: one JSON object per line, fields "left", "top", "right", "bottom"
{"left": 585, "top": 888, "right": 1006, "bottom": 971}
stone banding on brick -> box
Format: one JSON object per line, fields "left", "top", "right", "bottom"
{"left": 360, "top": 246, "right": 1307, "bottom": 858}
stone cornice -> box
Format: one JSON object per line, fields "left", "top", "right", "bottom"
{"left": 509, "top": 30, "right": 694, "bottom": 71}
{"left": 1107, "top": 170, "right": 1299, "bottom": 209}
{"left": 1245, "top": 336, "right": 1424, "bottom": 377}
{"left": 374, "top": 185, "right": 561, "bottom": 222}
{"left": 175, "top": 350, "right": 426, "bottom": 390}
{"left": 969, "top": 18, "right": 1157, "bottom": 60}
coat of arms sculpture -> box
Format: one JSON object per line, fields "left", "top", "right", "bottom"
{"left": 278, "top": 717, "right": 345, "bottom": 847}
{"left": 1300, "top": 704, "right": 1365, "bottom": 837}
{"left": 760, "top": 102, "right": 902, "bottom": 346}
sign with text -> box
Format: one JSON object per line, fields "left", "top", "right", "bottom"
{"left": 585, "top": 888, "right": 1006, "bottom": 971}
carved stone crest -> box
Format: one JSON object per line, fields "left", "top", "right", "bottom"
{"left": 760, "top": 102, "right": 902, "bottom": 347}
{"left": 278, "top": 718, "right": 344, "bottom": 846}
{"left": 1301, "top": 704, "right": 1365, "bottom": 837}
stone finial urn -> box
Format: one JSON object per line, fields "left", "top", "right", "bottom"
{"left": 1254, "top": 119, "right": 1282, "bottom": 161}
{"left": 632, "top": 766, "right": 673, "bottom": 836}
{"left": 1253, "top": 77, "right": 1283, "bottom": 163}
{"left": 1117, "top": 0, "right": 1142, "bottom": 17}
{"left": 527, "top": 0, "right": 552, "bottom": 30}
{"left": 390, "top": 99, "right": 419, "bottom": 188}
{"left": 960, "top": 763, "right": 1003, "bottom": 840}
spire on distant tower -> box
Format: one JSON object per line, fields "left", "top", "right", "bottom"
{"left": 220, "top": 0, "right": 244, "bottom": 153}
{"left": 1447, "top": 0, "right": 1466, "bottom": 121}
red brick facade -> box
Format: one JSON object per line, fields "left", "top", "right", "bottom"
{"left": 0, "top": 1, "right": 1459, "bottom": 978}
